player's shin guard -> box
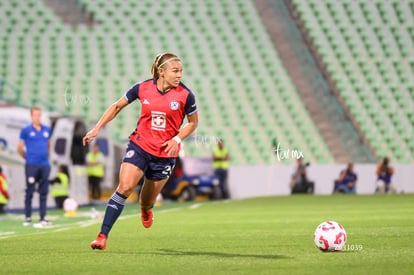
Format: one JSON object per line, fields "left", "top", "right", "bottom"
{"left": 100, "top": 192, "right": 127, "bottom": 236}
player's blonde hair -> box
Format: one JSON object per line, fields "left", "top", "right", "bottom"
{"left": 151, "top": 53, "right": 181, "bottom": 78}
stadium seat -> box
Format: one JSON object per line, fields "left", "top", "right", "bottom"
{"left": 0, "top": 0, "right": 338, "bottom": 164}
{"left": 291, "top": 0, "right": 414, "bottom": 163}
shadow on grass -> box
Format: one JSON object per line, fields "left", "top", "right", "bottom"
{"left": 154, "top": 249, "right": 290, "bottom": 260}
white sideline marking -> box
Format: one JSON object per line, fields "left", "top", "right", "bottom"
{"left": 1, "top": 203, "right": 203, "bottom": 239}
{"left": 53, "top": 228, "right": 71, "bottom": 232}
{"left": 189, "top": 203, "right": 203, "bottom": 209}
{"left": 159, "top": 208, "right": 181, "bottom": 213}
{"left": 0, "top": 231, "right": 15, "bottom": 236}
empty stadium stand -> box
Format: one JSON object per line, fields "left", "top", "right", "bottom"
{"left": 2, "top": 0, "right": 412, "bottom": 164}
{"left": 289, "top": 0, "right": 414, "bottom": 163}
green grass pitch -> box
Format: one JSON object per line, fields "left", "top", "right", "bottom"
{"left": 1, "top": 194, "right": 413, "bottom": 274}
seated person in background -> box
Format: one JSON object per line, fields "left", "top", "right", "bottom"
{"left": 333, "top": 169, "right": 346, "bottom": 193}
{"left": 376, "top": 157, "right": 395, "bottom": 194}
{"left": 334, "top": 163, "right": 357, "bottom": 194}
{"left": 290, "top": 158, "right": 314, "bottom": 194}
{"left": 49, "top": 164, "right": 70, "bottom": 209}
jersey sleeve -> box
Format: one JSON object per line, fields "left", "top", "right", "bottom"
{"left": 19, "top": 127, "right": 27, "bottom": 141}
{"left": 123, "top": 82, "right": 140, "bottom": 104}
{"left": 184, "top": 91, "right": 197, "bottom": 115}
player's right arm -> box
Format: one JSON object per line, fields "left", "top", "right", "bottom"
{"left": 17, "top": 128, "right": 26, "bottom": 159}
{"left": 17, "top": 140, "right": 25, "bottom": 159}
{"left": 83, "top": 97, "right": 129, "bottom": 145}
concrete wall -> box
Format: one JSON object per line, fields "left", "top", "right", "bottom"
{"left": 2, "top": 162, "right": 413, "bottom": 210}
{"left": 3, "top": 164, "right": 89, "bottom": 210}
{"left": 228, "top": 164, "right": 414, "bottom": 198}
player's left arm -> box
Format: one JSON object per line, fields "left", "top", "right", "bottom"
{"left": 178, "top": 90, "right": 198, "bottom": 141}
{"left": 163, "top": 112, "right": 198, "bottom": 157}
{"left": 177, "top": 112, "right": 198, "bottom": 140}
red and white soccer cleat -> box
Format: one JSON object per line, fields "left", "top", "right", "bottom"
{"left": 141, "top": 208, "right": 154, "bottom": 228}
{"left": 90, "top": 233, "right": 107, "bottom": 250}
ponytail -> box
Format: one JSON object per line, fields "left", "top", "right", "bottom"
{"left": 151, "top": 53, "right": 181, "bottom": 78}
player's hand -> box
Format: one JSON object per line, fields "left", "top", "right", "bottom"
{"left": 83, "top": 128, "right": 99, "bottom": 146}
{"left": 162, "top": 139, "right": 179, "bottom": 157}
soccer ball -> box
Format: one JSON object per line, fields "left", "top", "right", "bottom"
{"left": 63, "top": 198, "right": 79, "bottom": 217}
{"left": 313, "top": 221, "right": 347, "bottom": 252}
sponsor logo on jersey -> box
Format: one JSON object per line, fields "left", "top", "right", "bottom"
{"left": 151, "top": 111, "right": 166, "bottom": 131}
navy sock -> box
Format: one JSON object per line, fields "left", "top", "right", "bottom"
{"left": 100, "top": 192, "right": 127, "bottom": 236}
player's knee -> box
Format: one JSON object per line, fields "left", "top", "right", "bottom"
{"left": 116, "top": 182, "right": 134, "bottom": 197}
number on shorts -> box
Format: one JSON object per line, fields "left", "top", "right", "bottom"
{"left": 162, "top": 165, "right": 172, "bottom": 176}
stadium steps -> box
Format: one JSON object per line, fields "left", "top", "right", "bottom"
{"left": 256, "top": 0, "right": 373, "bottom": 163}
{"left": 288, "top": 0, "right": 414, "bottom": 163}
{"left": 43, "top": 0, "right": 95, "bottom": 27}
{"left": 1, "top": 0, "right": 337, "bottom": 164}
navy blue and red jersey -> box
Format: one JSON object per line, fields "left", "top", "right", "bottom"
{"left": 124, "top": 78, "right": 197, "bottom": 158}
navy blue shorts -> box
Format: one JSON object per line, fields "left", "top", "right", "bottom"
{"left": 122, "top": 141, "right": 176, "bottom": 181}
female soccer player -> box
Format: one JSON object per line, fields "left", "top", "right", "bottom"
{"left": 83, "top": 53, "right": 198, "bottom": 250}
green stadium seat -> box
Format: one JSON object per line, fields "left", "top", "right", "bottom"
{"left": 0, "top": 0, "right": 339, "bottom": 164}
{"left": 292, "top": 0, "right": 414, "bottom": 163}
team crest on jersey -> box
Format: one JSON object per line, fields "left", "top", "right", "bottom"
{"left": 169, "top": 100, "right": 179, "bottom": 110}
{"left": 43, "top": 131, "right": 49, "bottom": 138}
